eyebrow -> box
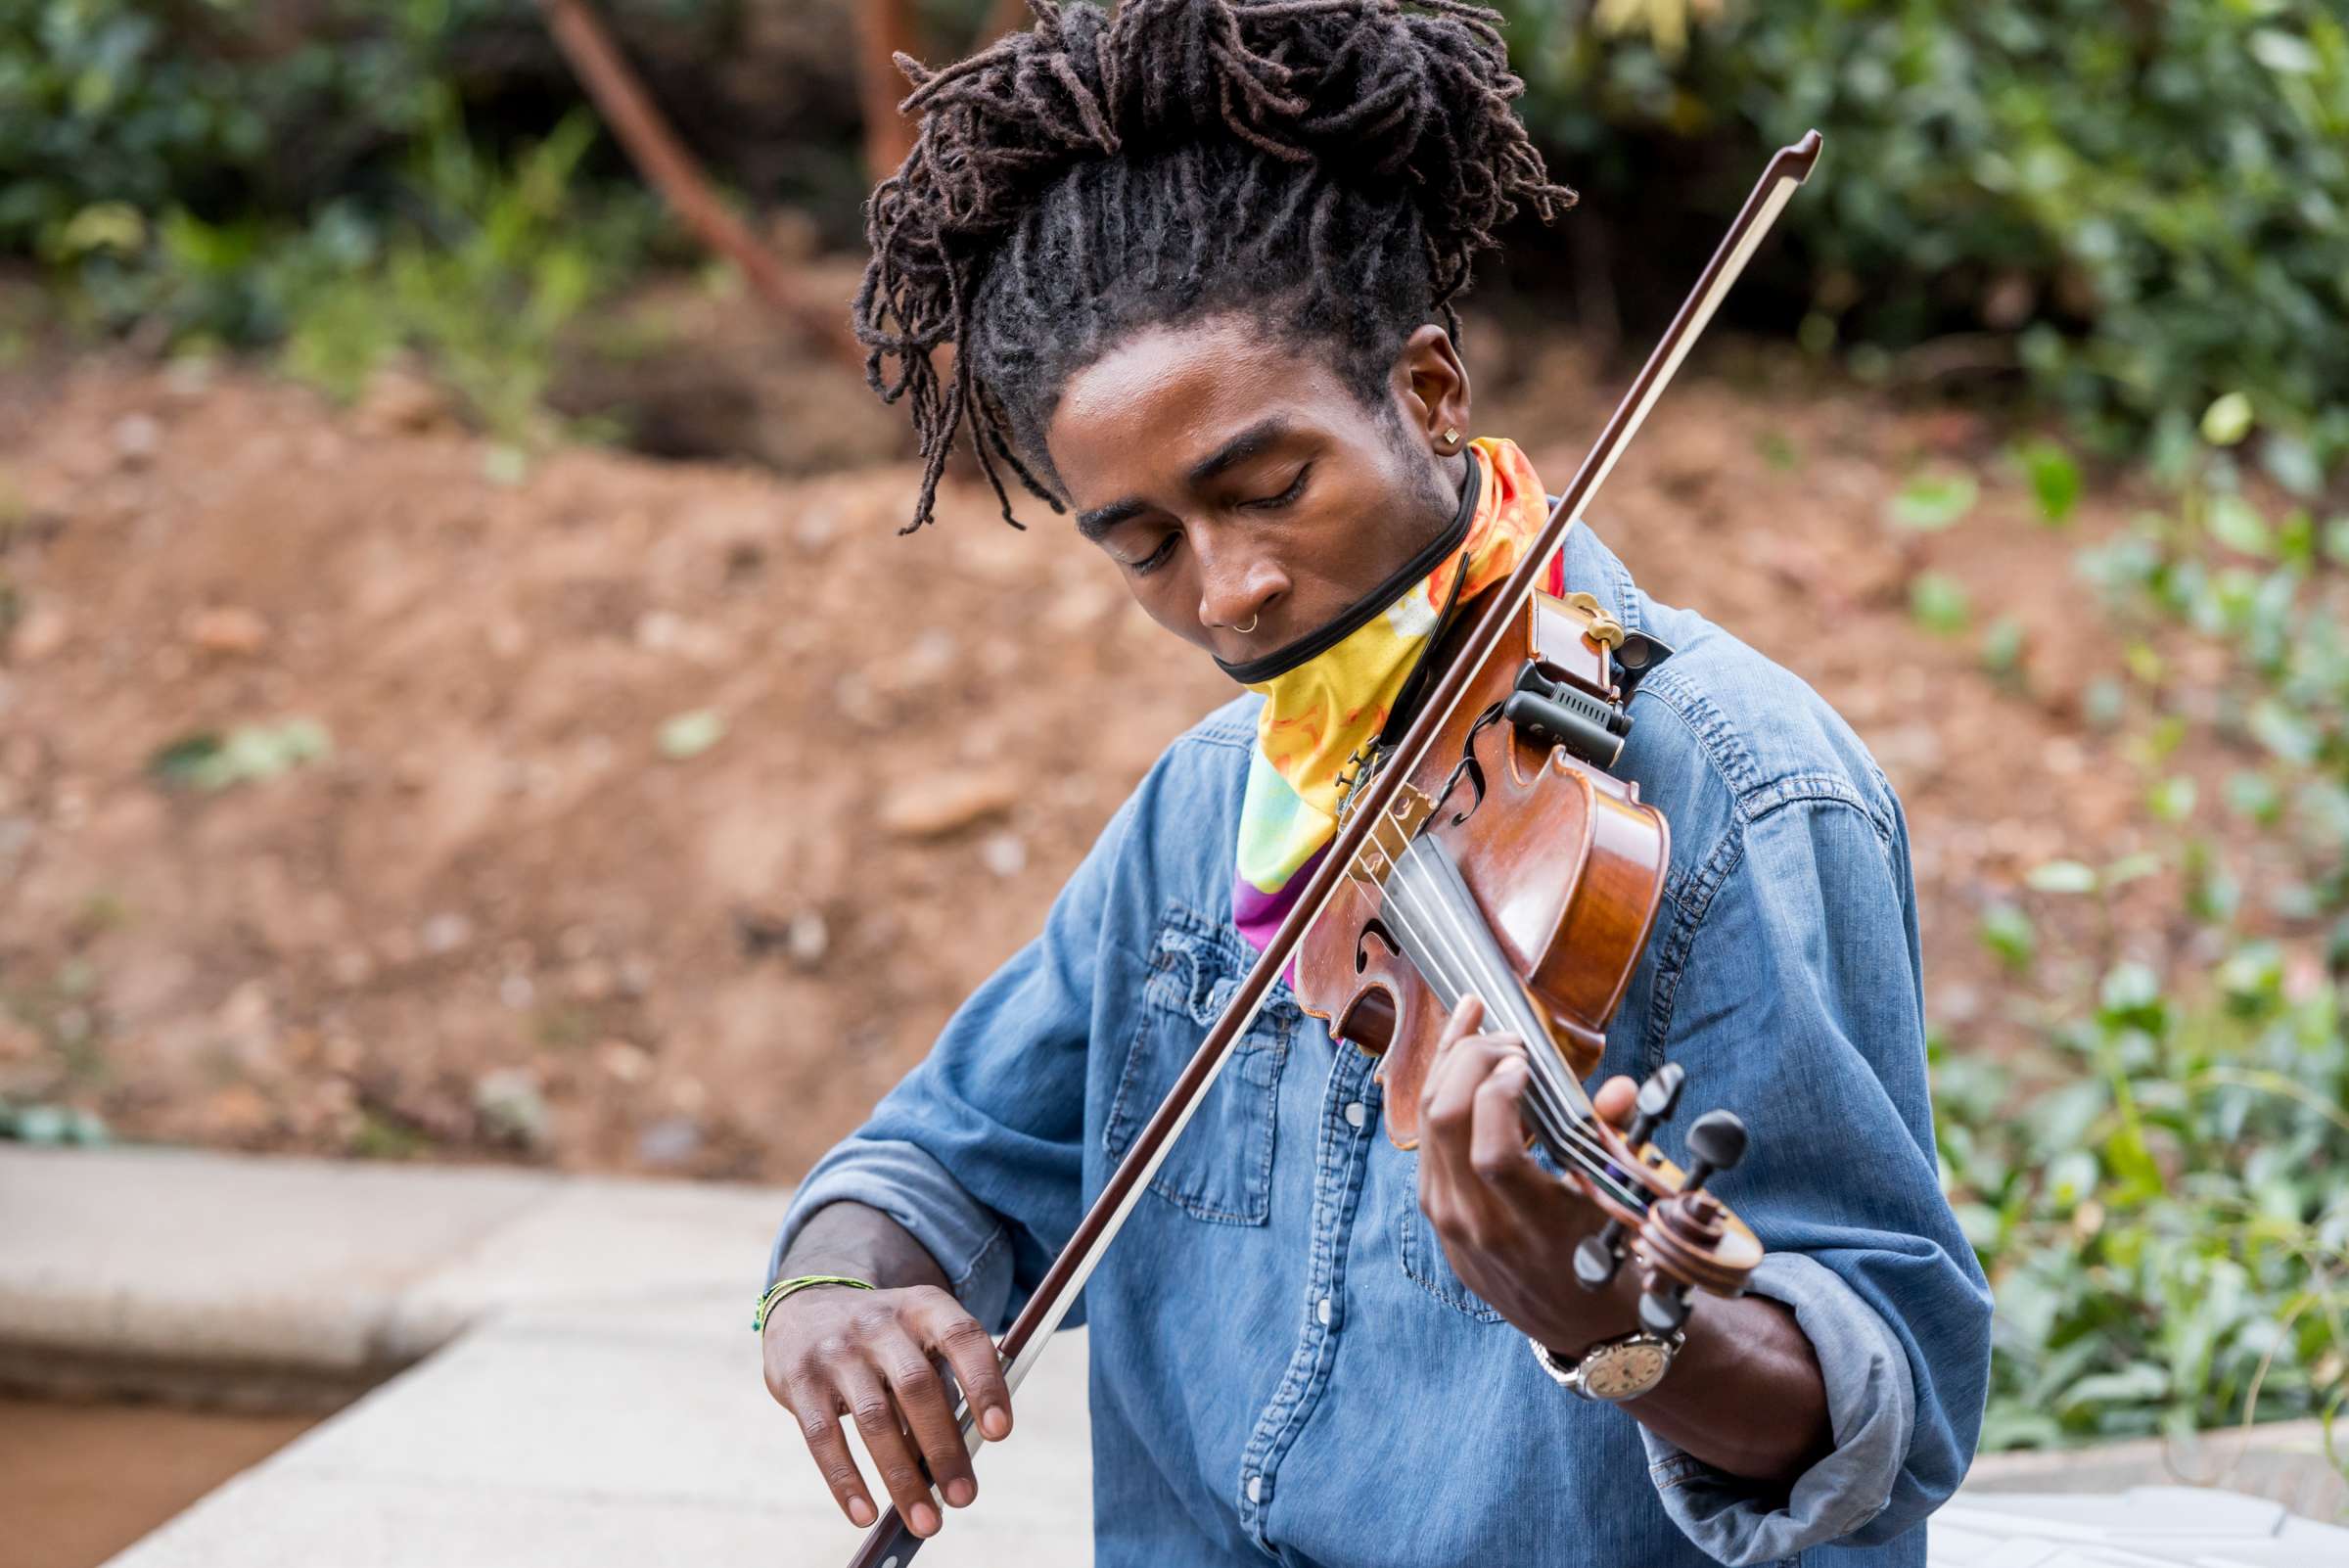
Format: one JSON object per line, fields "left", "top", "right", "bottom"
{"left": 1074, "top": 418, "right": 1302, "bottom": 543}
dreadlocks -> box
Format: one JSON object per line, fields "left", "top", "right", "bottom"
{"left": 853, "top": 0, "right": 1574, "bottom": 533}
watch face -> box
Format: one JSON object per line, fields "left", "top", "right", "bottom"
{"left": 1584, "top": 1340, "right": 1671, "bottom": 1400}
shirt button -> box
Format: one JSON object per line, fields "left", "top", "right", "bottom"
{"left": 1315, "top": 1296, "right": 1332, "bottom": 1326}
{"left": 1344, "top": 1101, "right": 1366, "bottom": 1129}
{"left": 1247, "top": 1475, "right": 1263, "bottom": 1503}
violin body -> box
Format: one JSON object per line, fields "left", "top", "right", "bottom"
{"left": 1293, "top": 586, "right": 1670, "bottom": 1150}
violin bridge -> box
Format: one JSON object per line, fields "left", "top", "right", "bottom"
{"left": 1345, "top": 783, "right": 1434, "bottom": 891}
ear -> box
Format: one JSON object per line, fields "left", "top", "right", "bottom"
{"left": 1393, "top": 324, "right": 1472, "bottom": 454}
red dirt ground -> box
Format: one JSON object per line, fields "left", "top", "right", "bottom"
{"left": 0, "top": 319, "right": 2200, "bottom": 1180}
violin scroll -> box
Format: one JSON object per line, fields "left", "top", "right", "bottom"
{"left": 1568, "top": 1062, "right": 1760, "bottom": 1334}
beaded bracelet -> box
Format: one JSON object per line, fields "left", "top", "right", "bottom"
{"left": 753, "top": 1273, "right": 876, "bottom": 1332}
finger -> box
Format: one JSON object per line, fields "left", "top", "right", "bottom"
{"left": 1421, "top": 1029, "right": 1521, "bottom": 1144}
{"left": 841, "top": 1362, "right": 942, "bottom": 1538}
{"left": 1468, "top": 1052, "right": 1544, "bottom": 1193}
{"left": 1592, "top": 1074, "right": 1637, "bottom": 1131}
{"left": 913, "top": 1291, "right": 1013, "bottom": 1443}
{"left": 874, "top": 1325, "right": 978, "bottom": 1510}
{"left": 785, "top": 1375, "right": 878, "bottom": 1530}
{"left": 1434, "top": 993, "right": 1486, "bottom": 1060}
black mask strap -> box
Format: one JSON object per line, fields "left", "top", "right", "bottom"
{"left": 1215, "top": 457, "right": 1482, "bottom": 687}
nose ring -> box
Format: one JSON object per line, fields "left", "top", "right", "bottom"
{"left": 1233, "top": 612, "right": 1259, "bottom": 635}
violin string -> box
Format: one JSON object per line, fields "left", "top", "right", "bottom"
{"left": 1384, "top": 842, "right": 1601, "bottom": 1140}
{"left": 1375, "top": 853, "right": 1566, "bottom": 1130}
{"left": 1364, "top": 818, "right": 1575, "bottom": 1143}
{"left": 1385, "top": 842, "right": 1644, "bottom": 1211}
{"left": 1375, "top": 848, "right": 1645, "bottom": 1211}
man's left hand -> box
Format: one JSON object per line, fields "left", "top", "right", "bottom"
{"left": 1413, "top": 992, "right": 1641, "bottom": 1356}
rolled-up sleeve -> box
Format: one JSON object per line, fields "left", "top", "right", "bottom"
{"left": 1637, "top": 791, "right": 1993, "bottom": 1564}
{"left": 767, "top": 788, "right": 1141, "bottom": 1333}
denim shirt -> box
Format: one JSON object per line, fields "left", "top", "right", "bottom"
{"left": 772, "top": 521, "right": 1993, "bottom": 1568}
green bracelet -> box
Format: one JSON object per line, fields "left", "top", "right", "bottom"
{"left": 754, "top": 1273, "right": 876, "bottom": 1332}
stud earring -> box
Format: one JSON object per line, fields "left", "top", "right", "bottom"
{"left": 1441, "top": 427, "right": 1462, "bottom": 448}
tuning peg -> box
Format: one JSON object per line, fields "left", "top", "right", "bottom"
{"left": 1680, "top": 1109, "right": 1747, "bottom": 1195}
{"left": 1574, "top": 1223, "right": 1625, "bottom": 1290}
{"left": 1638, "top": 1284, "right": 1691, "bottom": 1335}
{"left": 1626, "top": 1063, "right": 1684, "bottom": 1149}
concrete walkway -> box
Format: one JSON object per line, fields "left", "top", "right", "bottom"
{"left": 3, "top": 1146, "right": 2341, "bottom": 1567}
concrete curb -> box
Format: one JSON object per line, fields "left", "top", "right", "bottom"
{"left": 0, "top": 1145, "right": 781, "bottom": 1400}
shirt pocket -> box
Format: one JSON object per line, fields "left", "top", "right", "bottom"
{"left": 1103, "top": 902, "right": 1295, "bottom": 1226}
{"left": 1396, "top": 1151, "right": 1506, "bottom": 1323}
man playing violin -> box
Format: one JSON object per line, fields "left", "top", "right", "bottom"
{"left": 761, "top": 4, "right": 1992, "bottom": 1564}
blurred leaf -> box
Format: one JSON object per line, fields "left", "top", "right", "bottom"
{"left": 2011, "top": 438, "right": 2081, "bottom": 525}
{"left": 2200, "top": 392, "right": 2255, "bottom": 446}
{"left": 2058, "top": 1362, "right": 2171, "bottom": 1412}
{"left": 2206, "top": 494, "right": 2273, "bottom": 558}
{"left": 2027, "top": 859, "right": 2099, "bottom": 895}
{"left": 2148, "top": 775, "right": 2198, "bottom": 824}
{"left": 1980, "top": 901, "right": 2037, "bottom": 971}
{"left": 657, "top": 709, "right": 726, "bottom": 761}
{"left": 1980, "top": 615, "right": 2028, "bottom": 675}
{"left": 2260, "top": 434, "right": 2324, "bottom": 498}
{"left": 1888, "top": 471, "right": 1980, "bottom": 532}
{"left": 483, "top": 444, "right": 529, "bottom": 486}
{"left": 2248, "top": 699, "right": 2320, "bottom": 765}
{"left": 1755, "top": 430, "right": 1799, "bottom": 470}
{"left": 2225, "top": 771, "right": 2282, "bottom": 826}
{"left": 2248, "top": 28, "right": 2321, "bottom": 75}
{"left": 1910, "top": 571, "right": 1973, "bottom": 634}
{"left": 147, "top": 719, "right": 330, "bottom": 792}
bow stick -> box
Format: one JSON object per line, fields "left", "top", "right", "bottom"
{"left": 844, "top": 128, "right": 1824, "bottom": 1568}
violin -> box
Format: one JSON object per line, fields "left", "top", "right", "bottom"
{"left": 1293, "top": 580, "right": 1760, "bottom": 1332}
{"left": 846, "top": 129, "right": 1822, "bottom": 1568}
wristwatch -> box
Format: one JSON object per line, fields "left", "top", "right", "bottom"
{"left": 1529, "top": 1328, "right": 1683, "bottom": 1402}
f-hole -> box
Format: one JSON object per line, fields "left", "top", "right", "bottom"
{"left": 1337, "top": 985, "right": 1400, "bottom": 1056}
{"left": 1356, "top": 918, "right": 1401, "bottom": 974}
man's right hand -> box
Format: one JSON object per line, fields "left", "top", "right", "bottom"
{"left": 760, "top": 1281, "right": 1014, "bottom": 1540}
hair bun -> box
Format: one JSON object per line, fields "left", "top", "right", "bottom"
{"left": 861, "top": 1, "right": 1574, "bottom": 531}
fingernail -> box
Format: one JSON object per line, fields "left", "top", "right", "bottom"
{"left": 848, "top": 1498, "right": 874, "bottom": 1527}
{"left": 946, "top": 1477, "right": 975, "bottom": 1507}
{"left": 911, "top": 1502, "right": 940, "bottom": 1535}
{"left": 981, "top": 1407, "right": 1010, "bottom": 1440}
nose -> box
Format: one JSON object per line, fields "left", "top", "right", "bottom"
{"left": 1194, "top": 530, "right": 1288, "bottom": 635}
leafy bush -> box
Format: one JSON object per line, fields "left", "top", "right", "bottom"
{"left": 5, "top": 1, "right": 671, "bottom": 436}
{"left": 1936, "top": 426, "right": 2348, "bottom": 1454}
{"left": 1497, "top": 1, "right": 2349, "bottom": 482}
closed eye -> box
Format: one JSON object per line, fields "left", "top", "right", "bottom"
{"left": 1128, "top": 533, "right": 1179, "bottom": 576}
{"left": 1243, "top": 463, "right": 1313, "bottom": 511}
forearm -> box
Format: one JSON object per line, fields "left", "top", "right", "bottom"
{"left": 778, "top": 1200, "right": 953, "bottom": 1295}
{"left": 1627, "top": 1290, "right": 1831, "bottom": 1484}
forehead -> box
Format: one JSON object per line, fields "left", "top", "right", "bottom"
{"left": 1046, "top": 315, "right": 1365, "bottom": 493}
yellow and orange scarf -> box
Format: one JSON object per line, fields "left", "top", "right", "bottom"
{"left": 1230, "top": 436, "right": 1560, "bottom": 950}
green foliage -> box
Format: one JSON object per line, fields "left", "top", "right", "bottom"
{"left": 1496, "top": 1, "right": 2349, "bottom": 480}
{"left": 264, "top": 110, "right": 661, "bottom": 440}
{"left": 1940, "top": 437, "right": 2349, "bottom": 1455}
{"left": 1887, "top": 470, "right": 1980, "bottom": 533}
{"left": 2, "top": 1, "right": 664, "bottom": 438}
{"left": 0, "top": 1099, "right": 109, "bottom": 1144}
{"left": 148, "top": 717, "right": 332, "bottom": 792}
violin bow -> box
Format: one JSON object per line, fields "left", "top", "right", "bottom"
{"left": 843, "top": 129, "right": 1823, "bottom": 1568}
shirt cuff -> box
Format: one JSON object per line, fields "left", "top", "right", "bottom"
{"left": 1638, "top": 1250, "right": 1917, "bottom": 1566}
{"left": 766, "top": 1137, "right": 1018, "bottom": 1331}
